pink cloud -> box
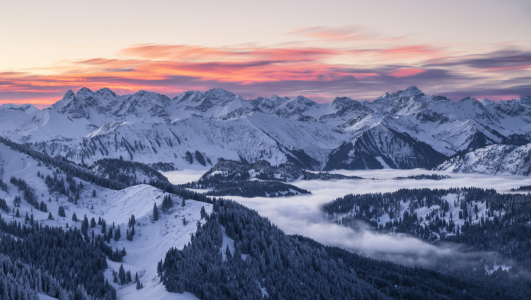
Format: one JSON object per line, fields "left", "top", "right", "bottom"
{"left": 387, "top": 68, "right": 426, "bottom": 77}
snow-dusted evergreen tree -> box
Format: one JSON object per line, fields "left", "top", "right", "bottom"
{"left": 58, "top": 206, "right": 66, "bottom": 217}
{"left": 153, "top": 203, "right": 159, "bottom": 221}
{"left": 101, "top": 219, "right": 107, "bottom": 233}
{"left": 114, "top": 225, "right": 121, "bottom": 241}
{"left": 118, "top": 264, "right": 126, "bottom": 285}
{"left": 200, "top": 206, "right": 206, "bottom": 219}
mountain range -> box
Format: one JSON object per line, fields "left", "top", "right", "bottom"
{"left": 2, "top": 86, "right": 531, "bottom": 174}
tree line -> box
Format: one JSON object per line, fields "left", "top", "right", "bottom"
{"left": 160, "top": 198, "right": 529, "bottom": 299}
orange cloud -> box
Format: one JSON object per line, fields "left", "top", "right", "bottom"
{"left": 1, "top": 42, "right": 529, "bottom": 107}
{"left": 119, "top": 44, "right": 342, "bottom": 62}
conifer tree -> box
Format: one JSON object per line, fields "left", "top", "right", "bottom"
{"left": 81, "top": 215, "right": 89, "bottom": 238}
{"left": 157, "top": 260, "right": 163, "bottom": 276}
{"left": 119, "top": 264, "right": 126, "bottom": 285}
{"left": 115, "top": 225, "right": 121, "bottom": 241}
{"left": 58, "top": 206, "right": 66, "bottom": 217}
{"left": 225, "top": 244, "right": 232, "bottom": 259}
{"left": 153, "top": 203, "right": 159, "bottom": 221}
{"left": 126, "top": 270, "right": 132, "bottom": 283}
{"left": 72, "top": 213, "right": 78, "bottom": 222}
{"left": 40, "top": 201, "right": 47, "bottom": 212}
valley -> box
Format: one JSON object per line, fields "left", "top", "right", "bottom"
{"left": 1, "top": 87, "right": 531, "bottom": 299}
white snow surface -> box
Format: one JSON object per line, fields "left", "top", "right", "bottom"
{"left": 375, "top": 156, "right": 391, "bottom": 169}
{"left": 436, "top": 143, "right": 531, "bottom": 175}
{"left": 0, "top": 145, "right": 211, "bottom": 300}
{"left": 3, "top": 86, "right": 531, "bottom": 173}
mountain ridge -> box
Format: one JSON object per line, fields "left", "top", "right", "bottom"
{"left": 2, "top": 86, "right": 531, "bottom": 173}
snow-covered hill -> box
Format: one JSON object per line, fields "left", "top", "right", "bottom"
{"left": 436, "top": 143, "right": 531, "bottom": 175}
{"left": 2, "top": 86, "right": 531, "bottom": 171}
{"left": 0, "top": 142, "right": 211, "bottom": 300}
{"left": 1, "top": 119, "right": 529, "bottom": 299}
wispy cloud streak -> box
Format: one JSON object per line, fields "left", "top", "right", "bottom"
{"left": 1, "top": 36, "right": 530, "bottom": 107}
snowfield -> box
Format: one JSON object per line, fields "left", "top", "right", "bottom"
{"left": 436, "top": 143, "right": 531, "bottom": 175}
{"left": 3, "top": 86, "right": 531, "bottom": 173}
{"left": 0, "top": 145, "right": 211, "bottom": 300}
{"left": 2, "top": 83, "right": 531, "bottom": 298}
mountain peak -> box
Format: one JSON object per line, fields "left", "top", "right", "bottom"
{"left": 379, "top": 92, "right": 391, "bottom": 99}
{"left": 96, "top": 87, "right": 117, "bottom": 97}
{"left": 132, "top": 90, "right": 158, "bottom": 97}
{"left": 292, "top": 95, "right": 315, "bottom": 104}
{"left": 516, "top": 95, "right": 531, "bottom": 105}
{"left": 0, "top": 103, "right": 39, "bottom": 113}
{"left": 205, "top": 88, "right": 235, "bottom": 100}
{"left": 331, "top": 96, "right": 354, "bottom": 106}
{"left": 269, "top": 95, "right": 287, "bottom": 102}
{"left": 63, "top": 89, "right": 75, "bottom": 99}
{"left": 399, "top": 86, "right": 424, "bottom": 98}
{"left": 76, "top": 87, "right": 94, "bottom": 97}
{"left": 459, "top": 96, "right": 478, "bottom": 102}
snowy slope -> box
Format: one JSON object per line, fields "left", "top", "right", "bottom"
{"left": 0, "top": 143, "right": 211, "bottom": 300}
{"left": 2, "top": 86, "right": 531, "bottom": 171}
{"left": 436, "top": 143, "right": 531, "bottom": 175}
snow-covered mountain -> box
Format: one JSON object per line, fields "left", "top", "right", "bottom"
{"left": 0, "top": 116, "right": 528, "bottom": 299}
{"left": 436, "top": 143, "right": 531, "bottom": 175}
{"left": 2, "top": 86, "right": 531, "bottom": 171}
{"left": 0, "top": 140, "right": 211, "bottom": 300}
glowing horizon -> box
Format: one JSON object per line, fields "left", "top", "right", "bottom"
{"left": 1, "top": 0, "right": 530, "bottom": 107}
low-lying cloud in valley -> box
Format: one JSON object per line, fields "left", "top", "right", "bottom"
{"left": 165, "top": 168, "right": 531, "bottom": 274}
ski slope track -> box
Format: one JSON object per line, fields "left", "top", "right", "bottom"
{"left": 2, "top": 86, "right": 531, "bottom": 173}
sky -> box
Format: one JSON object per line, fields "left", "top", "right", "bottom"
{"left": 1, "top": 0, "right": 530, "bottom": 108}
